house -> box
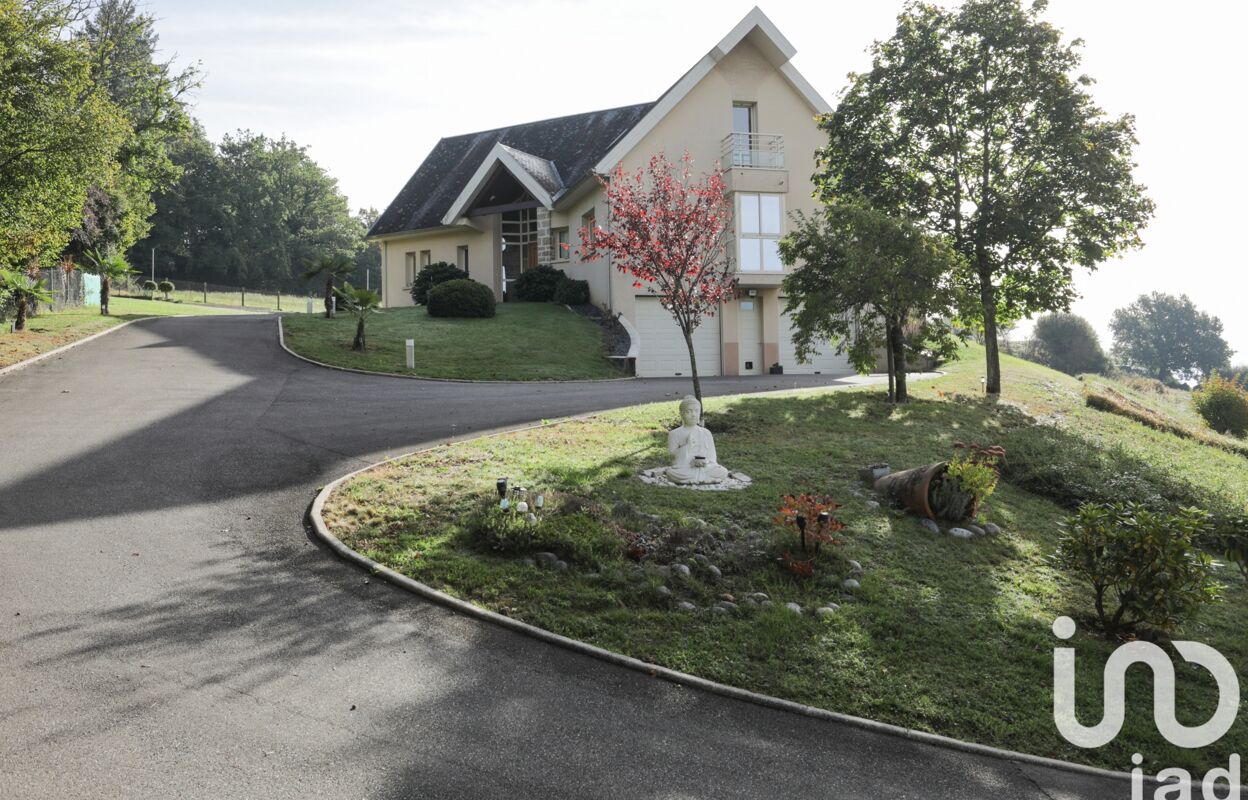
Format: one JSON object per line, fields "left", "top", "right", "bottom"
{"left": 368, "top": 7, "right": 853, "bottom": 378}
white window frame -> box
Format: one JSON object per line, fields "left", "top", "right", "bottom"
{"left": 457, "top": 245, "right": 469, "bottom": 271}
{"left": 419, "top": 250, "right": 432, "bottom": 268}
{"left": 552, "top": 227, "right": 570, "bottom": 262}
{"left": 737, "top": 193, "right": 783, "bottom": 272}
{"left": 580, "top": 208, "right": 597, "bottom": 257}
{"left": 404, "top": 252, "right": 417, "bottom": 286}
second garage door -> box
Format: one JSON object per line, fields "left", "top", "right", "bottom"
{"left": 634, "top": 297, "right": 721, "bottom": 378}
{"left": 779, "top": 309, "right": 854, "bottom": 375}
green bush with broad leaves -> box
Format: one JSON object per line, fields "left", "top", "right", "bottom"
{"left": 427, "top": 278, "right": 495, "bottom": 319}
{"left": 553, "top": 276, "right": 590, "bottom": 305}
{"left": 1192, "top": 372, "right": 1248, "bottom": 438}
{"left": 1054, "top": 502, "right": 1222, "bottom": 633}
{"left": 409, "top": 262, "right": 468, "bottom": 305}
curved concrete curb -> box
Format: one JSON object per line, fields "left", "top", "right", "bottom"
{"left": 0, "top": 318, "right": 144, "bottom": 378}
{"left": 277, "top": 316, "right": 636, "bottom": 385}
{"left": 308, "top": 423, "right": 1146, "bottom": 790}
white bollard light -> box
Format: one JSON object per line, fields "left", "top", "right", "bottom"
{"left": 405, "top": 339, "right": 415, "bottom": 369}
{"left": 306, "top": 297, "right": 313, "bottom": 315}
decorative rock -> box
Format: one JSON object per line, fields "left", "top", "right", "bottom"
{"left": 676, "top": 601, "right": 697, "bottom": 612}
{"left": 865, "top": 500, "right": 881, "bottom": 510}
{"left": 710, "top": 606, "right": 729, "bottom": 616}
{"left": 759, "top": 600, "right": 775, "bottom": 609}
{"left": 948, "top": 528, "right": 975, "bottom": 539}
{"left": 718, "top": 593, "right": 735, "bottom": 602}
{"left": 671, "top": 564, "right": 691, "bottom": 579}
{"left": 705, "top": 565, "right": 723, "bottom": 581}
{"left": 749, "top": 592, "right": 770, "bottom": 602}
{"left": 815, "top": 605, "right": 839, "bottom": 617}
{"left": 715, "top": 601, "right": 739, "bottom": 612}
{"left": 741, "top": 597, "right": 758, "bottom": 608}
{"left": 983, "top": 523, "right": 1002, "bottom": 536}
{"left": 919, "top": 519, "right": 941, "bottom": 535}
{"left": 553, "top": 560, "right": 569, "bottom": 572}
{"left": 521, "top": 557, "right": 536, "bottom": 568}
{"left": 841, "top": 578, "right": 860, "bottom": 591}
{"left": 655, "top": 585, "right": 672, "bottom": 598}
{"left": 846, "top": 559, "right": 863, "bottom": 576}
{"left": 693, "top": 554, "right": 710, "bottom": 565}
{"left": 967, "top": 524, "right": 985, "bottom": 537}
{"left": 784, "top": 602, "right": 803, "bottom": 615}
{"left": 535, "top": 552, "right": 559, "bottom": 567}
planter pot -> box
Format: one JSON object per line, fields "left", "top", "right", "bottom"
{"left": 874, "top": 462, "right": 945, "bottom": 519}
{"left": 874, "top": 461, "right": 980, "bottom": 522}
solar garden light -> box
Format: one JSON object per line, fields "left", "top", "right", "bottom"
{"left": 406, "top": 339, "right": 415, "bottom": 369}
{"left": 795, "top": 514, "right": 807, "bottom": 552}
{"left": 535, "top": 494, "right": 545, "bottom": 510}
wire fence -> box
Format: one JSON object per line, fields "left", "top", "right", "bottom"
{"left": 112, "top": 277, "right": 318, "bottom": 312}
{"left": 35, "top": 267, "right": 86, "bottom": 313}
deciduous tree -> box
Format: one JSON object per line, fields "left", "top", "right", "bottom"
{"left": 1110, "top": 292, "right": 1232, "bottom": 383}
{"left": 817, "top": 0, "right": 1153, "bottom": 395}
{"left": 580, "top": 152, "right": 734, "bottom": 406}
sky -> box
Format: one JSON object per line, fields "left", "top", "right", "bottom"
{"left": 147, "top": 0, "right": 1247, "bottom": 361}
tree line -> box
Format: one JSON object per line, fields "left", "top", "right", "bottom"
{"left": 1, "top": 0, "right": 376, "bottom": 301}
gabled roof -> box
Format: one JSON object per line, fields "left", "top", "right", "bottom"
{"left": 439, "top": 143, "right": 564, "bottom": 226}
{"left": 368, "top": 103, "right": 654, "bottom": 238}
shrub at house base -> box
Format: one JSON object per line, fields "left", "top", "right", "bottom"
{"left": 427, "top": 278, "right": 495, "bottom": 319}
{"left": 409, "top": 262, "right": 467, "bottom": 306}
{"left": 512, "top": 265, "right": 564, "bottom": 302}
{"left": 553, "top": 276, "right": 589, "bottom": 306}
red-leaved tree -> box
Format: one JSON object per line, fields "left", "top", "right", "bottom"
{"left": 580, "top": 152, "right": 735, "bottom": 405}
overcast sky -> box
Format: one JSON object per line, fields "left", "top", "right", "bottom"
{"left": 147, "top": 0, "right": 1247, "bottom": 361}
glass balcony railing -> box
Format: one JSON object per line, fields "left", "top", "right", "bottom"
{"left": 721, "top": 132, "right": 785, "bottom": 169}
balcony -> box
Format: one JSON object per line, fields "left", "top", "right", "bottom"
{"left": 721, "top": 132, "right": 785, "bottom": 170}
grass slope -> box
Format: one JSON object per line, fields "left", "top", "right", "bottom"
{"left": 281, "top": 303, "right": 625, "bottom": 381}
{"left": 1, "top": 297, "right": 258, "bottom": 369}
{"left": 323, "top": 346, "right": 1248, "bottom": 773}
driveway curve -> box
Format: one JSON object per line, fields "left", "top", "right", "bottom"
{"left": 1, "top": 314, "right": 1125, "bottom": 799}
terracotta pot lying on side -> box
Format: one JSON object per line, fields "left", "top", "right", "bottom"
{"left": 873, "top": 461, "right": 980, "bottom": 522}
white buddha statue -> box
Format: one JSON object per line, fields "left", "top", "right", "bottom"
{"left": 665, "top": 396, "right": 732, "bottom": 485}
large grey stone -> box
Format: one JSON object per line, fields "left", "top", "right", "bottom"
{"left": 967, "top": 524, "right": 986, "bottom": 537}
{"left": 841, "top": 578, "right": 860, "bottom": 591}
{"left": 655, "top": 585, "right": 672, "bottom": 598}
{"left": 948, "top": 528, "right": 974, "bottom": 539}
{"left": 815, "top": 605, "right": 839, "bottom": 617}
{"left": 984, "top": 523, "right": 1002, "bottom": 536}
{"left": 671, "top": 564, "right": 691, "bottom": 579}
{"left": 919, "top": 519, "right": 941, "bottom": 535}
{"left": 534, "top": 552, "right": 559, "bottom": 567}
{"left": 705, "top": 565, "right": 722, "bottom": 581}
{"left": 715, "top": 601, "right": 738, "bottom": 612}
{"left": 553, "top": 560, "right": 569, "bottom": 572}
{"left": 784, "top": 602, "right": 802, "bottom": 615}
{"left": 675, "top": 601, "right": 697, "bottom": 612}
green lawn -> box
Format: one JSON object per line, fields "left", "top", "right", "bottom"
{"left": 322, "top": 347, "right": 1248, "bottom": 773}
{"left": 119, "top": 287, "right": 290, "bottom": 311}
{"left": 1, "top": 297, "right": 261, "bottom": 369}
{"left": 281, "top": 303, "right": 625, "bottom": 381}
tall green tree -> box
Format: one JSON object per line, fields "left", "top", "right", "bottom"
{"left": 780, "top": 203, "right": 965, "bottom": 402}
{"left": 0, "top": 267, "right": 54, "bottom": 330}
{"left": 352, "top": 207, "right": 381, "bottom": 289}
{"left": 0, "top": 0, "right": 128, "bottom": 268}
{"left": 75, "top": 0, "right": 200, "bottom": 252}
{"left": 1110, "top": 293, "right": 1233, "bottom": 384}
{"left": 817, "top": 0, "right": 1154, "bottom": 395}
{"left": 1030, "top": 312, "right": 1107, "bottom": 376}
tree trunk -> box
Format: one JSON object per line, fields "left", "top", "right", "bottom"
{"left": 352, "top": 318, "right": 365, "bottom": 351}
{"left": 682, "top": 328, "right": 703, "bottom": 415}
{"left": 979, "top": 265, "right": 1001, "bottom": 395}
{"left": 885, "top": 330, "right": 895, "bottom": 403}
{"left": 324, "top": 276, "right": 334, "bottom": 318}
{"left": 101, "top": 276, "right": 110, "bottom": 315}
{"left": 14, "top": 295, "right": 28, "bottom": 331}
{"left": 890, "top": 322, "right": 909, "bottom": 403}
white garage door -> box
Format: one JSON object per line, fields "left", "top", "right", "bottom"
{"left": 635, "top": 296, "right": 721, "bottom": 378}
{"left": 780, "top": 309, "right": 854, "bottom": 375}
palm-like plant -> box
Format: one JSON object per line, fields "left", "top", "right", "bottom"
{"left": 334, "top": 283, "right": 381, "bottom": 351}
{"left": 78, "top": 249, "right": 136, "bottom": 315}
{"left": 0, "top": 268, "right": 54, "bottom": 331}
{"left": 301, "top": 254, "right": 356, "bottom": 318}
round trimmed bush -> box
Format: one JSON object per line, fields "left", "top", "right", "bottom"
{"left": 1193, "top": 372, "right": 1248, "bottom": 438}
{"left": 1031, "top": 313, "right": 1107, "bottom": 376}
{"left": 410, "top": 261, "right": 468, "bottom": 305}
{"left": 427, "top": 278, "right": 495, "bottom": 318}
{"left": 553, "top": 276, "right": 590, "bottom": 305}
{"left": 512, "top": 265, "right": 564, "bottom": 302}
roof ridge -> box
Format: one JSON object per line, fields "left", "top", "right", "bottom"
{"left": 440, "top": 101, "right": 657, "bottom": 142}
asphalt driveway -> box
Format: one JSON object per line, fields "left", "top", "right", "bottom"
{"left": 0, "top": 314, "right": 1129, "bottom": 799}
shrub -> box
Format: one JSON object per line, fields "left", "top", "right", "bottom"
{"left": 467, "top": 501, "right": 622, "bottom": 565}
{"left": 553, "top": 276, "right": 590, "bottom": 305}
{"left": 1085, "top": 389, "right": 1248, "bottom": 458}
{"left": 774, "top": 494, "right": 845, "bottom": 571}
{"left": 141, "top": 279, "right": 157, "bottom": 298}
{"left": 427, "top": 278, "right": 495, "bottom": 318}
{"left": 157, "top": 279, "right": 174, "bottom": 300}
{"left": 410, "top": 261, "right": 467, "bottom": 305}
{"left": 1054, "top": 502, "right": 1222, "bottom": 633}
{"left": 1193, "top": 372, "right": 1248, "bottom": 438}
{"left": 512, "top": 265, "right": 564, "bottom": 302}
{"left": 1030, "top": 313, "right": 1108, "bottom": 375}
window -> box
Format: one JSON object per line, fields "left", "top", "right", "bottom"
{"left": 581, "top": 208, "right": 596, "bottom": 251}
{"left": 731, "top": 102, "right": 757, "bottom": 167}
{"left": 419, "top": 250, "right": 431, "bottom": 268}
{"left": 457, "top": 245, "right": 469, "bottom": 271}
{"left": 552, "top": 227, "right": 570, "bottom": 261}
{"left": 737, "top": 193, "right": 783, "bottom": 272}
{"left": 404, "top": 252, "right": 417, "bottom": 286}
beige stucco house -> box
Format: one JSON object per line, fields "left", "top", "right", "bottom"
{"left": 368, "top": 7, "right": 852, "bottom": 378}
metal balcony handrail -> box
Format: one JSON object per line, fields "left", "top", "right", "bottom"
{"left": 721, "top": 132, "right": 785, "bottom": 169}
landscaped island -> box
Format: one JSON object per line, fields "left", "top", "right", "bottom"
{"left": 321, "top": 346, "right": 1248, "bottom": 773}
{"left": 280, "top": 302, "right": 625, "bottom": 381}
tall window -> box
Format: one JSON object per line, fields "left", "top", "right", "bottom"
{"left": 731, "top": 102, "right": 756, "bottom": 167}
{"left": 737, "top": 193, "right": 782, "bottom": 271}
{"left": 552, "top": 227, "right": 570, "bottom": 261}
{"left": 457, "top": 245, "right": 469, "bottom": 271}
{"left": 404, "top": 252, "right": 417, "bottom": 286}
{"left": 581, "top": 208, "right": 596, "bottom": 251}
{"left": 419, "top": 250, "right": 431, "bottom": 268}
